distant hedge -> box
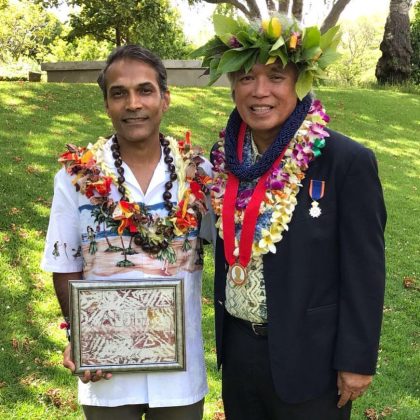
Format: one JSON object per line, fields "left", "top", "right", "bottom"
{"left": 0, "top": 75, "right": 28, "bottom": 81}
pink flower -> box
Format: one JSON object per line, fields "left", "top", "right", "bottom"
{"left": 266, "top": 171, "right": 289, "bottom": 190}
{"left": 309, "top": 100, "right": 330, "bottom": 123}
{"left": 292, "top": 143, "right": 311, "bottom": 166}
{"left": 236, "top": 188, "right": 254, "bottom": 209}
{"left": 309, "top": 123, "right": 329, "bottom": 139}
{"left": 228, "top": 36, "right": 241, "bottom": 48}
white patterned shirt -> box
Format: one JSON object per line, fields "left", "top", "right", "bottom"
{"left": 41, "top": 138, "right": 214, "bottom": 407}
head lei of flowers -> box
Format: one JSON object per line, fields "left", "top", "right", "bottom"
{"left": 191, "top": 13, "right": 342, "bottom": 100}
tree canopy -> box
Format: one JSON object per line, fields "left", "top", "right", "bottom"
{"left": 0, "top": 0, "right": 62, "bottom": 63}
{"left": 36, "top": 0, "right": 192, "bottom": 58}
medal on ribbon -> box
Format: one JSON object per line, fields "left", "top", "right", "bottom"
{"left": 309, "top": 180, "right": 325, "bottom": 218}
{"left": 224, "top": 122, "right": 289, "bottom": 286}
{"left": 229, "top": 262, "right": 247, "bottom": 286}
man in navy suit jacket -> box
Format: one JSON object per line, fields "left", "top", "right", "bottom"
{"left": 197, "top": 13, "right": 386, "bottom": 420}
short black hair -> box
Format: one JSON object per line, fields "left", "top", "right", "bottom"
{"left": 97, "top": 44, "right": 168, "bottom": 99}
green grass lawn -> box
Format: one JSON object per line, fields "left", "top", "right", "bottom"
{"left": 0, "top": 81, "right": 419, "bottom": 419}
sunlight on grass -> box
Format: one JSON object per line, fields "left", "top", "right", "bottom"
{"left": 0, "top": 81, "right": 418, "bottom": 419}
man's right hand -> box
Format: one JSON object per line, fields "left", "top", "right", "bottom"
{"left": 63, "top": 343, "right": 112, "bottom": 383}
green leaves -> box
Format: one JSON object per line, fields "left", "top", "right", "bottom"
{"left": 302, "top": 26, "right": 321, "bottom": 50}
{"left": 217, "top": 48, "right": 256, "bottom": 74}
{"left": 208, "top": 58, "right": 222, "bottom": 85}
{"left": 270, "top": 36, "right": 285, "bottom": 52}
{"left": 317, "top": 50, "right": 341, "bottom": 70}
{"left": 268, "top": 49, "right": 288, "bottom": 67}
{"left": 302, "top": 46, "right": 322, "bottom": 61}
{"left": 194, "top": 13, "right": 343, "bottom": 92}
{"left": 295, "top": 70, "right": 313, "bottom": 100}
{"left": 213, "top": 14, "right": 240, "bottom": 39}
{"left": 320, "top": 25, "right": 341, "bottom": 50}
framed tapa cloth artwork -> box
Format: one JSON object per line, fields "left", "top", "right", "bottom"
{"left": 69, "top": 278, "right": 185, "bottom": 375}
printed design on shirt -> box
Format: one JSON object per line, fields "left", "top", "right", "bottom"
{"left": 77, "top": 202, "right": 203, "bottom": 278}
{"left": 57, "top": 134, "right": 211, "bottom": 267}
{"left": 52, "top": 241, "right": 81, "bottom": 260}
{"left": 225, "top": 257, "right": 267, "bottom": 323}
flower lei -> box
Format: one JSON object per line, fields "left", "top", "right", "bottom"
{"left": 211, "top": 99, "right": 329, "bottom": 258}
{"left": 58, "top": 132, "right": 212, "bottom": 264}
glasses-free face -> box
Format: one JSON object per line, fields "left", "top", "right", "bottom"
{"left": 233, "top": 63, "right": 298, "bottom": 147}
{"left": 105, "top": 58, "right": 170, "bottom": 147}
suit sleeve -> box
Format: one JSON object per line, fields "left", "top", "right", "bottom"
{"left": 333, "top": 147, "right": 386, "bottom": 375}
{"left": 198, "top": 156, "right": 217, "bottom": 245}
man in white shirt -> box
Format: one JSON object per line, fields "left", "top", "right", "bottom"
{"left": 41, "top": 45, "right": 213, "bottom": 420}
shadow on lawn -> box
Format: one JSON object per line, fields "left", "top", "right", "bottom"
{"left": 0, "top": 82, "right": 109, "bottom": 414}
{"left": 0, "top": 82, "right": 418, "bottom": 417}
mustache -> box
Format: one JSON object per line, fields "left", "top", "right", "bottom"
{"left": 121, "top": 113, "right": 148, "bottom": 120}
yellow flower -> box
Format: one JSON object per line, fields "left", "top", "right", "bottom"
{"left": 80, "top": 150, "right": 94, "bottom": 164}
{"left": 289, "top": 33, "right": 298, "bottom": 49}
{"left": 262, "top": 17, "right": 282, "bottom": 40}
{"left": 252, "top": 242, "right": 266, "bottom": 257}
{"left": 258, "top": 227, "right": 282, "bottom": 254}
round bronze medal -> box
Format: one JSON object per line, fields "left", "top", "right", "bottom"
{"left": 229, "top": 263, "right": 247, "bottom": 286}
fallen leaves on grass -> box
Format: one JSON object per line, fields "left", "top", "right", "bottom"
{"left": 34, "top": 358, "right": 57, "bottom": 367}
{"left": 364, "top": 408, "right": 379, "bottom": 419}
{"left": 26, "top": 165, "right": 42, "bottom": 175}
{"left": 20, "top": 373, "right": 41, "bottom": 386}
{"left": 381, "top": 407, "right": 393, "bottom": 417}
{"left": 9, "top": 207, "right": 21, "bottom": 215}
{"left": 11, "top": 337, "right": 32, "bottom": 352}
{"left": 35, "top": 196, "right": 51, "bottom": 206}
{"left": 403, "top": 277, "right": 420, "bottom": 291}
{"left": 13, "top": 156, "right": 23, "bottom": 162}
{"left": 43, "top": 388, "right": 78, "bottom": 411}
{"left": 213, "top": 398, "right": 225, "bottom": 420}
{"left": 364, "top": 406, "right": 394, "bottom": 419}
{"left": 0, "top": 381, "right": 6, "bottom": 388}
{"left": 23, "top": 337, "right": 31, "bottom": 352}
{"left": 44, "top": 388, "right": 63, "bottom": 408}
{"left": 30, "top": 273, "right": 46, "bottom": 290}
{"left": 18, "top": 228, "right": 29, "bottom": 239}
{"left": 11, "top": 338, "right": 19, "bottom": 351}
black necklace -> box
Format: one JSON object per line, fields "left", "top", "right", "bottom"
{"left": 110, "top": 134, "right": 178, "bottom": 254}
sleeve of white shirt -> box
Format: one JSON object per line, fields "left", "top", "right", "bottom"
{"left": 198, "top": 158, "right": 217, "bottom": 246}
{"left": 40, "top": 168, "right": 84, "bottom": 273}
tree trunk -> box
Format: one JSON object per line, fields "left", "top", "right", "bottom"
{"left": 278, "top": 0, "right": 290, "bottom": 14}
{"left": 115, "top": 26, "right": 121, "bottom": 46}
{"left": 291, "top": 0, "right": 303, "bottom": 21}
{"left": 244, "top": 0, "right": 261, "bottom": 19}
{"left": 265, "top": 0, "right": 277, "bottom": 13}
{"left": 376, "top": 0, "right": 413, "bottom": 84}
{"left": 320, "top": 0, "right": 352, "bottom": 33}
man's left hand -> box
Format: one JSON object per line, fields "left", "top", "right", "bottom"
{"left": 337, "top": 371, "right": 372, "bottom": 408}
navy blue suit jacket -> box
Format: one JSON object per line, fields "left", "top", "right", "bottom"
{"left": 213, "top": 129, "right": 387, "bottom": 403}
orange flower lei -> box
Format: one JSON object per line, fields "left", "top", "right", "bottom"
{"left": 59, "top": 133, "right": 211, "bottom": 261}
